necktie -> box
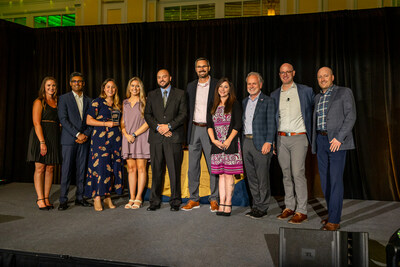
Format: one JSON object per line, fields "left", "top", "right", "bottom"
{"left": 163, "top": 90, "right": 168, "bottom": 108}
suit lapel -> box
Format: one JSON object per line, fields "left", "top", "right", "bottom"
{"left": 68, "top": 92, "right": 82, "bottom": 120}
{"left": 253, "top": 93, "right": 264, "bottom": 121}
{"left": 327, "top": 85, "right": 338, "bottom": 112}
{"left": 165, "top": 87, "right": 175, "bottom": 109}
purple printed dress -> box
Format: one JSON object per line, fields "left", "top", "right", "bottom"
{"left": 210, "top": 106, "right": 243, "bottom": 175}
{"left": 121, "top": 99, "right": 150, "bottom": 159}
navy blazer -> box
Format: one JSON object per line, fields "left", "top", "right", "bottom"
{"left": 58, "top": 92, "right": 92, "bottom": 145}
{"left": 186, "top": 77, "right": 218, "bottom": 144}
{"left": 270, "top": 83, "right": 315, "bottom": 144}
{"left": 242, "top": 92, "right": 276, "bottom": 151}
{"left": 144, "top": 87, "right": 187, "bottom": 144}
{"left": 311, "top": 85, "right": 356, "bottom": 154}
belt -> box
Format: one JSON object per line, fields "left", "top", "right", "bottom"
{"left": 193, "top": 122, "right": 207, "bottom": 127}
{"left": 317, "top": 130, "right": 328, "bottom": 136}
{"left": 42, "top": 120, "right": 57, "bottom": 123}
{"left": 277, "top": 131, "right": 306, "bottom": 137}
{"left": 245, "top": 134, "right": 253, "bottom": 139}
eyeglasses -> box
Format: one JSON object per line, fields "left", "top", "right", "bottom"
{"left": 196, "top": 65, "right": 209, "bottom": 69}
{"left": 279, "top": 70, "right": 294, "bottom": 75}
{"left": 71, "top": 80, "right": 84, "bottom": 84}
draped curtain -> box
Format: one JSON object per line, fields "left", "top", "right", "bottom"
{"left": 0, "top": 7, "right": 399, "bottom": 201}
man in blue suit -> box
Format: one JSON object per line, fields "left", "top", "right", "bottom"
{"left": 58, "top": 72, "right": 93, "bottom": 210}
{"left": 271, "top": 63, "right": 315, "bottom": 224}
{"left": 242, "top": 72, "right": 276, "bottom": 219}
{"left": 312, "top": 67, "right": 356, "bottom": 230}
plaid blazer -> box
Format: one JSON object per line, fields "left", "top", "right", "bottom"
{"left": 242, "top": 92, "right": 276, "bottom": 151}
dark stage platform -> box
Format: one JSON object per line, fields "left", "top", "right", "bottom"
{"left": 0, "top": 183, "right": 398, "bottom": 266}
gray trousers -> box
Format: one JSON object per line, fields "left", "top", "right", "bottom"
{"left": 243, "top": 137, "right": 272, "bottom": 212}
{"left": 277, "top": 134, "right": 308, "bottom": 214}
{"left": 188, "top": 124, "right": 218, "bottom": 202}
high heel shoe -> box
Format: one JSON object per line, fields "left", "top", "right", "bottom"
{"left": 93, "top": 198, "right": 103, "bottom": 211}
{"left": 216, "top": 204, "right": 225, "bottom": 216}
{"left": 222, "top": 204, "right": 232, "bottom": 216}
{"left": 44, "top": 197, "right": 54, "bottom": 209}
{"left": 36, "top": 199, "right": 49, "bottom": 210}
{"left": 104, "top": 197, "right": 116, "bottom": 209}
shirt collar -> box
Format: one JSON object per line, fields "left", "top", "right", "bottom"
{"left": 72, "top": 91, "right": 83, "bottom": 98}
{"left": 320, "top": 84, "right": 334, "bottom": 94}
{"left": 160, "top": 85, "right": 171, "bottom": 94}
{"left": 280, "top": 82, "right": 296, "bottom": 92}
{"left": 248, "top": 91, "right": 261, "bottom": 102}
{"left": 198, "top": 76, "right": 210, "bottom": 87}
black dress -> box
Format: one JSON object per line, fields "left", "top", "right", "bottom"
{"left": 27, "top": 103, "right": 60, "bottom": 164}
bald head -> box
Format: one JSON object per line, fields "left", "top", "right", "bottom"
{"left": 317, "top": 67, "right": 334, "bottom": 92}
{"left": 279, "top": 63, "right": 295, "bottom": 86}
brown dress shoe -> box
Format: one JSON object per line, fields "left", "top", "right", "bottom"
{"left": 322, "top": 222, "right": 340, "bottom": 231}
{"left": 210, "top": 200, "right": 219, "bottom": 212}
{"left": 181, "top": 200, "right": 200, "bottom": 211}
{"left": 288, "top": 212, "right": 308, "bottom": 224}
{"left": 321, "top": 218, "right": 329, "bottom": 225}
{"left": 277, "top": 208, "right": 294, "bottom": 220}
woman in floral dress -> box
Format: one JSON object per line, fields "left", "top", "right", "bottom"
{"left": 85, "top": 78, "right": 123, "bottom": 211}
{"left": 207, "top": 77, "right": 243, "bottom": 216}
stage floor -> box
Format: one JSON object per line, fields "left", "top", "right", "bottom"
{"left": 0, "top": 183, "right": 398, "bottom": 266}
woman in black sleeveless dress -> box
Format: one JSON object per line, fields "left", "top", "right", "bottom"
{"left": 27, "top": 77, "right": 60, "bottom": 210}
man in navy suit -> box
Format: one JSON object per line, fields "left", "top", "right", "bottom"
{"left": 58, "top": 72, "right": 92, "bottom": 210}
{"left": 242, "top": 72, "right": 276, "bottom": 219}
{"left": 271, "top": 63, "right": 315, "bottom": 224}
{"left": 312, "top": 67, "right": 356, "bottom": 230}
{"left": 144, "top": 69, "right": 187, "bottom": 212}
{"left": 182, "top": 58, "right": 219, "bottom": 212}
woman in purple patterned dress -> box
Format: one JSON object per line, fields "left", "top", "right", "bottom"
{"left": 207, "top": 77, "right": 243, "bottom": 216}
{"left": 121, "top": 77, "right": 150, "bottom": 209}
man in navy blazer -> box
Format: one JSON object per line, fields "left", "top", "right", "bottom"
{"left": 242, "top": 72, "right": 276, "bottom": 219}
{"left": 312, "top": 67, "right": 356, "bottom": 231}
{"left": 58, "top": 72, "right": 92, "bottom": 210}
{"left": 271, "top": 63, "right": 315, "bottom": 224}
{"left": 182, "top": 58, "right": 219, "bottom": 212}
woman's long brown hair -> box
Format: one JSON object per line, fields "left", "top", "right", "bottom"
{"left": 210, "top": 77, "right": 236, "bottom": 115}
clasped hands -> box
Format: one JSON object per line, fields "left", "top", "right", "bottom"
{"left": 75, "top": 133, "right": 88, "bottom": 144}
{"left": 158, "top": 124, "right": 172, "bottom": 137}
{"left": 213, "top": 139, "right": 231, "bottom": 150}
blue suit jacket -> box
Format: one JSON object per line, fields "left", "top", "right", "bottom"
{"left": 270, "top": 83, "right": 315, "bottom": 144}
{"left": 58, "top": 91, "right": 92, "bottom": 145}
{"left": 242, "top": 92, "right": 276, "bottom": 151}
{"left": 311, "top": 85, "right": 356, "bottom": 154}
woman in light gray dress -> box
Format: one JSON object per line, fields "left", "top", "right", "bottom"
{"left": 121, "top": 77, "right": 150, "bottom": 209}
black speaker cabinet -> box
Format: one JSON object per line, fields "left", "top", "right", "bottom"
{"left": 279, "top": 227, "right": 369, "bottom": 267}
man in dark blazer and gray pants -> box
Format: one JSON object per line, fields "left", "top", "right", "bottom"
{"left": 182, "top": 57, "right": 219, "bottom": 212}
{"left": 144, "top": 69, "right": 187, "bottom": 211}
{"left": 271, "top": 63, "right": 314, "bottom": 224}
{"left": 312, "top": 67, "right": 356, "bottom": 231}
{"left": 242, "top": 72, "right": 276, "bottom": 219}
{"left": 58, "top": 72, "right": 92, "bottom": 210}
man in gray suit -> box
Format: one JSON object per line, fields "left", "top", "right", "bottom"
{"left": 242, "top": 72, "right": 276, "bottom": 219}
{"left": 312, "top": 67, "right": 356, "bottom": 231}
{"left": 271, "top": 63, "right": 314, "bottom": 224}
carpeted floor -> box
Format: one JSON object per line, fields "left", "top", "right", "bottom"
{"left": 0, "top": 183, "right": 398, "bottom": 266}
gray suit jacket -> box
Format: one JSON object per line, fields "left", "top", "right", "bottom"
{"left": 311, "top": 85, "right": 356, "bottom": 154}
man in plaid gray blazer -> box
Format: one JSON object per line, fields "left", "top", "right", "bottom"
{"left": 242, "top": 72, "right": 276, "bottom": 219}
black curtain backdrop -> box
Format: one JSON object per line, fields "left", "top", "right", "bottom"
{"left": 0, "top": 8, "right": 399, "bottom": 201}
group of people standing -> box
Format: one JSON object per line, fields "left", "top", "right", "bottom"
{"left": 27, "top": 58, "right": 356, "bottom": 231}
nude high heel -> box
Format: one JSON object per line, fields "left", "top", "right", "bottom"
{"left": 104, "top": 197, "right": 116, "bottom": 209}
{"left": 94, "top": 197, "right": 103, "bottom": 211}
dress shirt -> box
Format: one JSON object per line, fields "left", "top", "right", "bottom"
{"left": 244, "top": 92, "right": 260, "bottom": 135}
{"left": 278, "top": 82, "right": 306, "bottom": 133}
{"left": 160, "top": 85, "right": 171, "bottom": 99}
{"left": 72, "top": 90, "right": 83, "bottom": 120}
{"left": 316, "top": 85, "right": 334, "bottom": 131}
{"left": 193, "top": 76, "right": 210, "bottom": 123}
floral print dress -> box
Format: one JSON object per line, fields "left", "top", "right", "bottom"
{"left": 84, "top": 97, "right": 123, "bottom": 198}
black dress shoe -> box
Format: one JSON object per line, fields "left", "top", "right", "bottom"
{"left": 58, "top": 202, "right": 69, "bottom": 211}
{"left": 170, "top": 206, "right": 180, "bottom": 211}
{"left": 147, "top": 205, "right": 160, "bottom": 211}
{"left": 75, "top": 199, "right": 93, "bottom": 207}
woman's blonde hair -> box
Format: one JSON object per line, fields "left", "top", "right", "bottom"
{"left": 100, "top": 78, "right": 121, "bottom": 111}
{"left": 126, "top": 77, "right": 146, "bottom": 117}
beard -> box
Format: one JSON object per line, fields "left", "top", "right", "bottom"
{"left": 197, "top": 71, "right": 208, "bottom": 79}
{"left": 158, "top": 80, "right": 170, "bottom": 89}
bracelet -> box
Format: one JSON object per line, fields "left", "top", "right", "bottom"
{"left": 40, "top": 141, "right": 45, "bottom": 144}
{"left": 132, "top": 133, "right": 137, "bottom": 138}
